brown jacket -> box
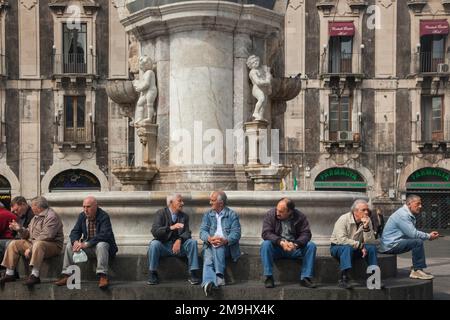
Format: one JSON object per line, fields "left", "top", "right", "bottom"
{"left": 20, "top": 208, "right": 64, "bottom": 249}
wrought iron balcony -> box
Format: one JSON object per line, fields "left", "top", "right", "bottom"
{"left": 320, "top": 52, "right": 363, "bottom": 76}
{"left": 52, "top": 53, "right": 97, "bottom": 76}
{"left": 414, "top": 52, "right": 449, "bottom": 74}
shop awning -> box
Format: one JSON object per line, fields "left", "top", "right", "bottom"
{"left": 329, "top": 21, "right": 355, "bottom": 36}
{"left": 420, "top": 20, "right": 449, "bottom": 36}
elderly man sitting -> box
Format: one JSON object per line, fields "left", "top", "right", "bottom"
{"left": 54, "top": 196, "right": 118, "bottom": 289}
{"left": 330, "top": 199, "right": 379, "bottom": 289}
{"left": 0, "top": 196, "right": 64, "bottom": 288}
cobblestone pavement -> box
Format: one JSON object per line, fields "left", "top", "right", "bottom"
{"left": 396, "top": 230, "right": 450, "bottom": 300}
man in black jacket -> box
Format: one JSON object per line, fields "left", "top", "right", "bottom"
{"left": 261, "top": 198, "right": 317, "bottom": 288}
{"left": 54, "top": 196, "right": 117, "bottom": 289}
{"left": 147, "top": 193, "right": 200, "bottom": 285}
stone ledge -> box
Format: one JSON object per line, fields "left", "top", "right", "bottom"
{"left": 15, "top": 253, "right": 397, "bottom": 283}
{"left": 0, "top": 279, "right": 433, "bottom": 300}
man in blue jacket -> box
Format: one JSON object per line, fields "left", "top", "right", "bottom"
{"left": 54, "top": 196, "right": 118, "bottom": 289}
{"left": 199, "top": 191, "right": 241, "bottom": 297}
{"left": 380, "top": 194, "right": 440, "bottom": 280}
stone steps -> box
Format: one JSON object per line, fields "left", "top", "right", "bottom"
{"left": 15, "top": 253, "right": 397, "bottom": 283}
{"left": 0, "top": 279, "right": 433, "bottom": 300}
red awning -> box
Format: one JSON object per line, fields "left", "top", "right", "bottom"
{"left": 420, "top": 20, "right": 449, "bottom": 36}
{"left": 329, "top": 21, "right": 355, "bottom": 37}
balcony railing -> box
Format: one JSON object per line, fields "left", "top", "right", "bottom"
{"left": 53, "top": 53, "right": 97, "bottom": 75}
{"left": 0, "top": 54, "right": 6, "bottom": 76}
{"left": 64, "top": 127, "right": 92, "bottom": 144}
{"left": 414, "top": 52, "right": 449, "bottom": 73}
{"left": 320, "top": 52, "right": 362, "bottom": 75}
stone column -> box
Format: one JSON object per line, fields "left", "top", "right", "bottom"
{"left": 120, "top": 0, "right": 286, "bottom": 191}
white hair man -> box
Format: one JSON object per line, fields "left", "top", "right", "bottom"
{"left": 0, "top": 196, "right": 64, "bottom": 288}
{"left": 147, "top": 193, "right": 200, "bottom": 285}
{"left": 330, "top": 199, "right": 379, "bottom": 289}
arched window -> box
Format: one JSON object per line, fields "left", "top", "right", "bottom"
{"left": 49, "top": 169, "right": 100, "bottom": 192}
{"left": 314, "top": 167, "right": 366, "bottom": 193}
{"left": 0, "top": 175, "right": 11, "bottom": 209}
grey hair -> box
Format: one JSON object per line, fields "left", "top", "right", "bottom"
{"left": 350, "top": 199, "right": 368, "bottom": 213}
{"left": 406, "top": 194, "right": 421, "bottom": 205}
{"left": 166, "top": 193, "right": 182, "bottom": 207}
{"left": 214, "top": 191, "right": 227, "bottom": 205}
{"left": 31, "top": 196, "right": 49, "bottom": 209}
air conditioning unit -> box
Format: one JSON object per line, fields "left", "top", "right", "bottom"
{"left": 337, "top": 131, "right": 353, "bottom": 142}
{"left": 437, "top": 63, "right": 449, "bottom": 73}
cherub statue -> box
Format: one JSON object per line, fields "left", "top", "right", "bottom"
{"left": 247, "top": 55, "right": 272, "bottom": 121}
{"left": 133, "top": 55, "right": 157, "bottom": 126}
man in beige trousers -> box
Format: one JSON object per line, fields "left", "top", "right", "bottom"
{"left": 0, "top": 196, "right": 64, "bottom": 288}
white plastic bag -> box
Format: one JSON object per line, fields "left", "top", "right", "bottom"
{"left": 73, "top": 249, "right": 88, "bottom": 263}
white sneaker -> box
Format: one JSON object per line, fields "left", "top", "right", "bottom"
{"left": 410, "top": 269, "right": 434, "bottom": 280}
{"left": 203, "top": 282, "right": 213, "bottom": 297}
{"left": 216, "top": 275, "right": 226, "bottom": 287}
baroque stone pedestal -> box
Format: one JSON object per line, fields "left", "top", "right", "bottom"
{"left": 245, "top": 165, "right": 291, "bottom": 191}
{"left": 244, "top": 120, "right": 290, "bottom": 190}
{"left": 111, "top": 166, "right": 157, "bottom": 191}
{"left": 136, "top": 120, "right": 158, "bottom": 166}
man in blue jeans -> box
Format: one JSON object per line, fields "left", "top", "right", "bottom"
{"left": 330, "top": 199, "right": 378, "bottom": 289}
{"left": 380, "top": 194, "right": 440, "bottom": 280}
{"left": 260, "top": 198, "right": 317, "bottom": 289}
{"left": 199, "top": 191, "right": 241, "bottom": 297}
{"left": 147, "top": 193, "right": 200, "bottom": 285}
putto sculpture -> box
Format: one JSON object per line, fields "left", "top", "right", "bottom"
{"left": 247, "top": 55, "right": 272, "bottom": 121}
{"left": 133, "top": 55, "right": 157, "bottom": 126}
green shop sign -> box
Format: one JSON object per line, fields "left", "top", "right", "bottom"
{"left": 407, "top": 168, "right": 450, "bottom": 182}
{"left": 314, "top": 181, "right": 367, "bottom": 188}
{"left": 406, "top": 182, "right": 450, "bottom": 189}
{"left": 316, "top": 168, "right": 364, "bottom": 182}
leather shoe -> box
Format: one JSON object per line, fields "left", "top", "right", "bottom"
{"left": 25, "top": 275, "right": 40, "bottom": 288}
{"left": 300, "top": 277, "right": 317, "bottom": 288}
{"left": 54, "top": 275, "right": 69, "bottom": 286}
{"left": 264, "top": 276, "right": 275, "bottom": 288}
{"left": 0, "top": 274, "right": 16, "bottom": 288}
{"left": 338, "top": 276, "right": 353, "bottom": 289}
{"left": 147, "top": 271, "right": 159, "bottom": 285}
{"left": 98, "top": 274, "right": 109, "bottom": 289}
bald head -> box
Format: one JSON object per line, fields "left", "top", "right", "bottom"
{"left": 83, "top": 196, "right": 98, "bottom": 220}
{"left": 276, "top": 198, "right": 294, "bottom": 220}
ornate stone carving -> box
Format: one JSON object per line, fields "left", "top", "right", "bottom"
{"left": 112, "top": 0, "right": 130, "bottom": 20}
{"left": 105, "top": 79, "right": 139, "bottom": 120}
{"left": 316, "top": 0, "right": 335, "bottom": 15}
{"left": 270, "top": 74, "right": 302, "bottom": 101}
{"left": 49, "top": 0, "right": 100, "bottom": 15}
{"left": 20, "top": 0, "right": 37, "bottom": 10}
{"left": 128, "top": 34, "right": 140, "bottom": 77}
{"left": 406, "top": 0, "right": 427, "bottom": 13}
{"left": 347, "top": 0, "right": 368, "bottom": 13}
{"left": 133, "top": 55, "right": 157, "bottom": 126}
{"left": 289, "top": 0, "right": 304, "bottom": 10}
{"left": 112, "top": 166, "right": 158, "bottom": 191}
{"left": 0, "top": 1, "right": 9, "bottom": 12}
{"left": 247, "top": 55, "right": 272, "bottom": 121}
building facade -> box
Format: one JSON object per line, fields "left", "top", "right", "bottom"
{"left": 284, "top": 0, "right": 450, "bottom": 229}
{"left": 0, "top": 0, "right": 130, "bottom": 206}
{"left": 0, "top": 0, "right": 449, "bottom": 230}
